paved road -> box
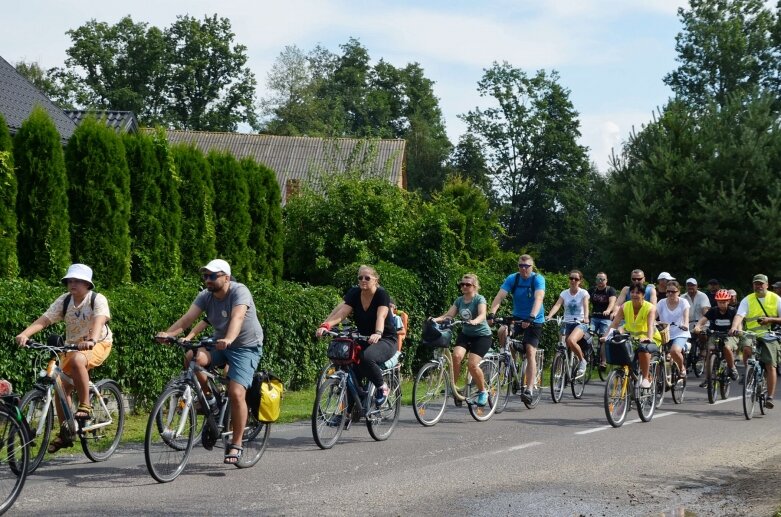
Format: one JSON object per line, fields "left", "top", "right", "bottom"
{"left": 8, "top": 373, "right": 781, "bottom": 516}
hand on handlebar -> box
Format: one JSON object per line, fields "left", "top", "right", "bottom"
{"left": 155, "top": 332, "right": 174, "bottom": 344}
{"left": 14, "top": 334, "right": 28, "bottom": 347}
{"left": 77, "top": 339, "right": 95, "bottom": 351}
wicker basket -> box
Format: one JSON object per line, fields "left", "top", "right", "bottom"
{"left": 657, "top": 324, "right": 670, "bottom": 344}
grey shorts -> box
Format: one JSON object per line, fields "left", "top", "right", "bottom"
{"left": 208, "top": 345, "right": 262, "bottom": 389}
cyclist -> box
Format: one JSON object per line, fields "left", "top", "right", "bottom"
{"left": 488, "top": 254, "right": 546, "bottom": 403}
{"left": 316, "top": 265, "right": 397, "bottom": 407}
{"left": 729, "top": 274, "right": 781, "bottom": 409}
{"left": 588, "top": 272, "right": 617, "bottom": 367}
{"left": 655, "top": 272, "right": 675, "bottom": 301}
{"left": 614, "top": 269, "right": 657, "bottom": 317}
{"left": 546, "top": 270, "right": 590, "bottom": 376}
{"left": 603, "top": 282, "right": 662, "bottom": 388}
{"left": 656, "top": 280, "right": 690, "bottom": 378}
{"left": 156, "top": 259, "right": 263, "bottom": 464}
{"left": 705, "top": 278, "right": 720, "bottom": 306}
{"left": 15, "top": 263, "right": 113, "bottom": 453}
{"left": 683, "top": 278, "right": 711, "bottom": 328}
{"left": 431, "top": 274, "right": 492, "bottom": 406}
{"left": 693, "top": 289, "right": 739, "bottom": 381}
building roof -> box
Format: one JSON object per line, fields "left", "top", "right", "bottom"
{"left": 151, "top": 129, "right": 406, "bottom": 204}
{"left": 64, "top": 110, "right": 139, "bottom": 134}
{"left": 0, "top": 55, "right": 76, "bottom": 143}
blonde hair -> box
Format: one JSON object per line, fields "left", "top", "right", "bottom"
{"left": 462, "top": 273, "right": 480, "bottom": 290}
{"left": 358, "top": 265, "right": 379, "bottom": 281}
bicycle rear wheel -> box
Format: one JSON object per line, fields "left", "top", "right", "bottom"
{"left": 604, "top": 369, "right": 628, "bottom": 428}
{"left": 742, "top": 364, "right": 757, "bottom": 420}
{"left": 0, "top": 409, "right": 28, "bottom": 515}
{"left": 571, "top": 357, "right": 590, "bottom": 399}
{"left": 691, "top": 343, "right": 705, "bottom": 377}
{"left": 467, "top": 358, "right": 499, "bottom": 422}
{"left": 19, "top": 388, "right": 53, "bottom": 474}
{"left": 145, "top": 385, "right": 196, "bottom": 483}
{"left": 550, "top": 353, "right": 566, "bottom": 403}
{"left": 706, "top": 354, "right": 718, "bottom": 404}
{"left": 311, "top": 376, "right": 347, "bottom": 449}
{"left": 81, "top": 380, "right": 125, "bottom": 462}
{"left": 494, "top": 355, "right": 512, "bottom": 414}
{"left": 670, "top": 362, "right": 686, "bottom": 404}
{"left": 637, "top": 363, "right": 658, "bottom": 422}
{"left": 223, "top": 407, "right": 270, "bottom": 469}
{"left": 412, "top": 362, "right": 447, "bottom": 426}
{"left": 367, "top": 369, "right": 401, "bottom": 441}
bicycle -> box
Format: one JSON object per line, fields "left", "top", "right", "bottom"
{"left": 550, "top": 318, "right": 594, "bottom": 402}
{"left": 603, "top": 333, "right": 660, "bottom": 427}
{"left": 587, "top": 322, "right": 610, "bottom": 382}
{"left": 20, "top": 338, "right": 124, "bottom": 473}
{"left": 704, "top": 330, "right": 734, "bottom": 404}
{"left": 145, "top": 337, "right": 270, "bottom": 482}
{"left": 493, "top": 317, "right": 544, "bottom": 411}
{"left": 740, "top": 330, "right": 778, "bottom": 420}
{"left": 0, "top": 392, "right": 29, "bottom": 515}
{"left": 312, "top": 328, "right": 402, "bottom": 448}
{"left": 653, "top": 323, "right": 687, "bottom": 407}
{"left": 685, "top": 332, "right": 705, "bottom": 378}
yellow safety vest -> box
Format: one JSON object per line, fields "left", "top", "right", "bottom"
{"left": 622, "top": 300, "right": 662, "bottom": 345}
{"left": 745, "top": 291, "right": 780, "bottom": 335}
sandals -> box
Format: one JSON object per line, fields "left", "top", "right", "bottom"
{"left": 224, "top": 444, "right": 243, "bottom": 465}
{"left": 47, "top": 425, "right": 74, "bottom": 454}
{"left": 75, "top": 403, "right": 93, "bottom": 420}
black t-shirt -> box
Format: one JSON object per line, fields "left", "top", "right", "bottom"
{"left": 343, "top": 286, "right": 397, "bottom": 339}
{"left": 704, "top": 306, "right": 737, "bottom": 332}
{"left": 588, "top": 286, "right": 616, "bottom": 316}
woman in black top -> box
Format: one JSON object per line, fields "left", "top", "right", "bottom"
{"left": 316, "top": 265, "right": 397, "bottom": 404}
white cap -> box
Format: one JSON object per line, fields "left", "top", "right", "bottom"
{"left": 200, "top": 259, "right": 231, "bottom": 278}
{"left": 61, "top": 263, "right": 94, "bottom": 289}
{"left": 657, "top": 272, "right": 674, "bottom": 281}
{"left": 685, "top": 277, "right": 697, "bottom": 285}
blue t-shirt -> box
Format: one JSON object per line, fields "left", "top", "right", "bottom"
{"left": 624, "top": 284, "right": 655, "bottom": 302}
{"left": 500, "top": 273, "right": 546, "bottom": 323}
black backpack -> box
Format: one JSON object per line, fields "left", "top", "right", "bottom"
{"left": 61, "top": 291, "right": 98, "bottom": 318}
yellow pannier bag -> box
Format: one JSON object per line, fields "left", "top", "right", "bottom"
{"left": 246, "top": 371, "right": 284, "bottom": 423}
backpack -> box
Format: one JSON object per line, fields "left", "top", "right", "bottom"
{"left": 246, "top": 371, "right": 284, "bottom": 423}
{"left": 510, "top": 272, "right": 537, "bottom": 298}
{"left": 62, "top": 291, "right": 98, "bottom": 318}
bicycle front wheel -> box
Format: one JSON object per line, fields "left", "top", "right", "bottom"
{"left": 706, "top": 354, "right": 718, "bottom": 404}
{"left": 670, "top": 362, "right": 686, "bottom": 404}
{"left": 467, "top": 358, "right": 499, "bottom": 422}
{"left": 494, "top": 355, "right": 512, "bottom": 414}
{"left": 0, "top": 409, "right": 28, "bottom": 515}
{"left": 311, "top": 377, "right": 347, "bottom": 449}
{"left": 742, "top": 364, "right": 757, "bottom": 420}
{"left": 571, "top": 357, "right": 590, "bottom": 399}
{"left": 550, "top": 353, "right": 566, "bottom": 403}
{"left": 145, "top": 386, "right": 196, "bottom": 483}
{"left": 80, "top": 380, "right": 125, "bottom": 462}
{"left": 19, "top": 388, "right": 53, "bottom": 474}
{"left": 367, "top": 369, "right": 401, "bottom": 441}
{"left": 719, "top": 361, "right": 731, "bottom": 400}
{"left": 654, "top": 361, "right": 665, "bottom": 409}
{"left": 604, "top": 369, "right": 628, "bottom": 428}
{"left": 412, "top": 362, "right": 447, "bottom": 426}
{"left": 637, "top": 363, "right": 657, "bottom": 422}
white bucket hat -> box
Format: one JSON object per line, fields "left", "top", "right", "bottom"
{"left": 200, "top": 259, "right": 231, "bottom": 278}
{"left": 61, "top": 263, "right": 94, "bottom": 289}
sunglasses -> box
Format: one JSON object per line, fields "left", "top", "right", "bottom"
{"left": 631, "top": 277, "right": 644, "bottom": 281}
{"left": 666, "top": 290, "right": 679, "bottom": 294}
{"left": 357, "top": 275, "right": 372, "bottom": 281}
{"left": 518, "top": 264, "right": 532, "bottom": 269}
{"left": 458, "top": 282, "right": 474, "bottom": 288}
{"left": 596, "top": 277, "right": 606, "bottom": 281}
{"left": 201, "top": 272, "right": 224, "bottom": 281}
{"left": 569, "top": 277, "right": 580, "bottom": 281}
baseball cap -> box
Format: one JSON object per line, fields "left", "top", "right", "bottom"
{"left": 773, "top": 281, "right": 781, "bottom": 289}
{"left": 707, "top": 278, "right": 719, "bottom": 285}
{"left": 61, "top": 263, "right": 95, "bottom": 289}
{"left": 685, "top": 278, "right": 697, "bottom": 285}
{"left": 200, "top": 259, "right": 232, "bottom": 278}
{"left": 753, "top": 274, "right": 768, "bottom": 284}
{"left": 657, "top": 272, "right": 674, "bottom": 281}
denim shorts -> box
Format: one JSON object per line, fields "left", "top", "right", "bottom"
{"left": 208, "top": 345, "right": 262, "bottom": 389}
{"left": 561, "top": 322, "right": 589, "bottom": 337}
{"left": 590, "top": 318, "right": 610, "bottom": 336}
{"left": 668, "top": 337, "right": 690, "bottom": 353}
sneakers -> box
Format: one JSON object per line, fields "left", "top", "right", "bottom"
{"left": 475, "top": 390, "right": 489, "bottom": 407}
{"left": 576, "top": 359, "right": 588, "bottom": 377}
{"left": 699, "top": 380, "right": 708, "bottom": 388}
{"left": 639, "top": 377, "right": 652, "bottom": 389}
{"left": 375, "top": 384, "right": 389, "bottom": 407}
{"left": 729, "top": 368, "right": 739, "bottom": 381}
{"left": 766, "top": 397, "right": 775, "bottom": 409}
{"left": 520, "top": 388, "right": 532, "bottom": 403}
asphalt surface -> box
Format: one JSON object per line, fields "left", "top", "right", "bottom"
{"left": 8, "top": 370, "right": 781, "bottom": 517}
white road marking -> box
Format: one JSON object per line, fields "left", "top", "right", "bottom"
{"left": 507, "top": 441, "right": 543, "bottom": 451}
{"left": 575, "top": 411, "right": 677, "bottom": 435}
{"left": 713, "top": 396, "right": 741, "bottom": 405}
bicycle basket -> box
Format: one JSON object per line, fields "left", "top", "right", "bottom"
{"left": 656, "top": 324, "right": 670, "bottom": 344}
{"left": 605, "top": 334, "right": 634, "bottom": 366}
{"left": 422, "top": 321, "right": 452, "bottom": 349}
{"left": 327, "top": 338, "right": 361, "bottom": 365}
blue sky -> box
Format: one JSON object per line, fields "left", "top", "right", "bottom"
{"left": 1, "top": 0, "right": 686, "bottom": 171}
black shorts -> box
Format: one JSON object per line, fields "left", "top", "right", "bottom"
{"left": 511, "top": 322, "right": 543, "bottom": 348}
{"left": 455, "top": 333, "right": 493, "bottom": 358}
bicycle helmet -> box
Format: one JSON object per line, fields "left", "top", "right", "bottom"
{"left": 714, "top": 289, "right": 731, "bottom": 301}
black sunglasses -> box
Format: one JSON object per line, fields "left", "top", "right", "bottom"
{"left": 357, "top": 275, "right": 372, "bottom": 281}
{"left": 569, "top": 277, "right": 580, "bottom": 281}
{"left": 458, "top": 282, "right": 474, "bottom": 288}
{"left": 201, "top": 272, "right": 223, "bottom": 281}
{"left": 518, "top": 264, "right": 532, "bottom": 269}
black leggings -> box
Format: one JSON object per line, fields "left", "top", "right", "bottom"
{"left": 355, "top": 338, "right": 397, "bottom": 389}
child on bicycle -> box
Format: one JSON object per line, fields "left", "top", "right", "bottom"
{"left": 693, "top": 289, "right": 739, "bottom": 381}
{"left": 15, "top": 263, "right": 113, "bottom": 453}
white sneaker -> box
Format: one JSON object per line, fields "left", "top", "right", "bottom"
{"left": 576, "top": 359, "right": 587, "bottom": 376}
{"left": 640, "top": 377, "right": 652, "bottom": 389}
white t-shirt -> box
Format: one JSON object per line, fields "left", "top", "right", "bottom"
{"left": 682, "top": 290, "right": 711, "bottom": 324}
{"left": 558, "top": 288, "right": 589, "bottom": 323}
{"left": 736, "top": 295, "right": 781, "bottom": 317}
{"left": 656, "top": 297, "right": 691, "bottom": 339}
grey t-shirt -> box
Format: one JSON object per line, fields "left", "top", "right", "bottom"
{"left": 193, "top": 281, "right": 263, "bottom": 348}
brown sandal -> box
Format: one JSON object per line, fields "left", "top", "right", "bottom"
{"left": 75, "top": 402, "right": 93, "bottom": 420}
{"left": 47, "top": 426, "right": 74, "bottom": 453}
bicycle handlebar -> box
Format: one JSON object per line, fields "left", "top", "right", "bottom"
{"left": 156, "top": 336, "right": 218, "bottom": 350}
{"left": 23, "top": 340, "right": 79, "bottom": 353}
{"left": 318, "top": 327, "right": 370, "bottom": 340}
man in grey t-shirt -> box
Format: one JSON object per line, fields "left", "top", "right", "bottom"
{"left": 157, "top": 259, "right": 263, "bottom": 465}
